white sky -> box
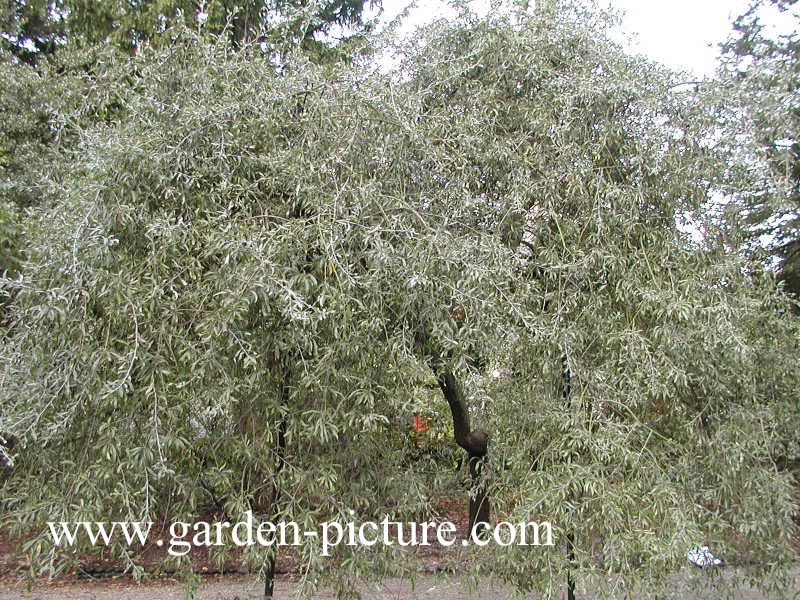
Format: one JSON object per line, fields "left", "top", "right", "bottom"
{"left": 608, "top": 0, "right": 751, "bottom": 76}
{"left": 371, "top": 0, "right": 774, "bottom": 76}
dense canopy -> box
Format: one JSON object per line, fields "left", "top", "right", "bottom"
{"left": 1, "top": 3, "right": 799, "bottom": 598}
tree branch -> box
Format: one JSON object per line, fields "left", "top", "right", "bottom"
{"left": 436, "top": 370, "right": 488, "bottom": 457}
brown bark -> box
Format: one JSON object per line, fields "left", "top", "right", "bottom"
{"left": 436, "top": 370, "right": 490, "bottom": 534}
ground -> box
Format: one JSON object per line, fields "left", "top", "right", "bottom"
{"left": 0, "top": 572, "right": 794, "bottom": 599}
{"left": 1, "top": 496, "right": 797, "bottom": 598}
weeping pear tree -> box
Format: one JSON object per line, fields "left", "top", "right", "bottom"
{"left": 2, "top": 3, "right": 800, "bottom": 599}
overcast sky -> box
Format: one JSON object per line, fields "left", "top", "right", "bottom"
{"left": 373, "top": 0, "right": 759, "bottom": 76}
{"left": 611, "top": 0, "right": 751, "bottom": 76}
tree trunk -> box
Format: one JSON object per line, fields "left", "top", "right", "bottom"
{"left": 567, "top": 532, "right": 576, "bottom": 600}
{"left": 264, "top": 386, "right": 288, "bottom": 600}
{"left": 467, "top": 453, "right": 490, "bottom": 535}
{"left": 263, "top": 553, "right": 277, "bottom": 600}
{"left": 435, "top": 370, "right": 490, "bottom": 534}
{"left": 562, "top": 352, "right": 576, "bottom": 600}
{"left": 230, "top": 3, "right": 258, "bottom": 46}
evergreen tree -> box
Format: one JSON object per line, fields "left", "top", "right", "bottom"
{"left": 718, "top": 0, "right": 800, "bottom": 296}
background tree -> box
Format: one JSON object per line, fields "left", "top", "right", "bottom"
{"left": 0, "top": 0, "right": 378, "bottom": 60}
{"left": 0, "top": 0, "right": 65, "bottom": 63}
{"left": 718, "top": 0, "right": 800, "bottom": 296}
{"left": 62, "top": 0, "right": 376, "bottom": 54}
